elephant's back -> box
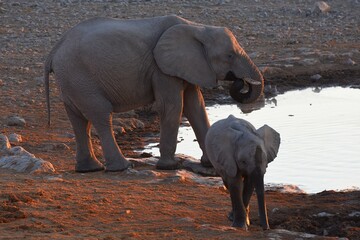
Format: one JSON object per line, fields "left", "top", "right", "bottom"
{"left": 51, "top": 16, "right": 189, "bottom": 111}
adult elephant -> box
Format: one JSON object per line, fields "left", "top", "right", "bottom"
{"left": 44, "top": 15, "right": 264, "bottom": 172}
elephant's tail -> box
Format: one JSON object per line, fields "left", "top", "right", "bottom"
{"left": 44, "top": 55, "right": 52, "bottom": 126}
{"left": 44, "top": 32, "right": 68, "bottom": 126}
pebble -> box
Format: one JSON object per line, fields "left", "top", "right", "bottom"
{"left": 310, "top": 74, "right": 322, "bottom": 81}
{"left": 348, "top": 211, "right": 360, "bottom": 217}
{"left": 299, "top": 58, "right": 319, "bottom": 66}
{"left": 345, "top": 58, "right": 356, "bottom": 65}
{"left": 312, "top": 1, "right": 331, "bottom": 14}
{"left": 7, "top": 116, "right": 26, "bottom": 127}
{"left": 313, "top": 212, "right": 335, "bottom": 217}
{"left": 0, "top": 134, "right": 11, "bottom": 151}
{"left": 8, "top": 133, "right": 22, "bottom": 144}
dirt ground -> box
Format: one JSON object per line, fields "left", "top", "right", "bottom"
{"left": 1, "top": 0, "right": 360, "bottom": 239}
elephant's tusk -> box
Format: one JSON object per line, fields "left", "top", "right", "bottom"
{"left": 240, "top": 81, "right": 249, "bottom": 94}
{"left": 244, "top": 77, "right": 261, "bottom": 85}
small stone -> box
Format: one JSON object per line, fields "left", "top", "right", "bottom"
{"left": 264, "top": 85, "right": 279, "bottom": 97}
{"left": 313, "top": 212, "right": 334, "bottom": 217}
{"left": 310, "top": 74, "right": 322, "bottom": 81}
{"left": 272, "top": 208, "right": 280, "bottom": 213}
{"left": 8, "top": 133, "right": 22, "bottom": 144}
{"left": 345, "top": 58, "right": 356, "bottom": 65}
{"left": 0, "top": 134, "right": 11, "bottom": 151}
{"left": 299, "top": 58, "right": 319, "bottom": 66}
{"left": 7, "top": 116, "right": 26, "bottom": 127}
{"left": 41, "top": 143, "right": 70, "bottom": 151}
{"left": 318, "top": 52, "right": 336, "bottom": 62}
{"left": 312, "top": 1, "right": 331, "bottom": 14}
{"left": 348, "top": 211, "right": 360, "bottom": 217}
{"left": 0, "top": 79, "right": 4, "bottom": 87}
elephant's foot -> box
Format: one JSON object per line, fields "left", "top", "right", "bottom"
{"left": 156, "top": 158, "right": 181, "bottom": 170}
{"left": 200, "top": 155, "right": 213, "bottom": 168}
{"left": 231, "top": 220, "right": 248, "bottom": 230}
{"left": 75, "top": 157, "right": 105, "bottom": 173}
{"left": 229, "top": 211, "right": 248, "bottom": 230}
{"left": 105, "top": 158, "right": 132, "bottom": 172}
{"left": 228, "top": 211, "right": 250, "bottom": 227}
{"left": 261, "top": 223, "right": 270, "bottom": 231}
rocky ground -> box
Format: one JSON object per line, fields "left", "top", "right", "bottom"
{"left": 0, "top": 0, "right": 360, "bottom": 239}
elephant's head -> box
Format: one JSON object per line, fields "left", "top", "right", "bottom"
{"left": 230, "top": 117, "right": 280, "bottom": 177}
{"left": 154, "top": 24, "right": 264, "bottom": 104}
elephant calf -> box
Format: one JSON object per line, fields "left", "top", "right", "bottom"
{"left": 205, "top": 115, "right": 280, "bottom": 230}
{"left": 44, "top": 15, "right": 264, "bottom": 172}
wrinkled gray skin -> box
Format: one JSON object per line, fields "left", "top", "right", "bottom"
{"left": 205, "top": 115, "right": 280, "bottom": 230}
{"left": 44, "top": 15, "right": 264, "bottom": 172}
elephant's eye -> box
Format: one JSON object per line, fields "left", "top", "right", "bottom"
{"left": 227, "top": 53, "right": 236, "bottom": 62}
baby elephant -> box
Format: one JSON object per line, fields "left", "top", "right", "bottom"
{"left": 205, "top": 115, "right": 280, "bottom": 230}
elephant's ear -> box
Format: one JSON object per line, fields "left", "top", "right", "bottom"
{"left": 154, "top": 24, "right": 217, "bottom": 88}
{"left": 256, "top": 125, "right": 280, "bottom": 164}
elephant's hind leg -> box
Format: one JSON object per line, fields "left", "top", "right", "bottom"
{"left": 64, "top": 104, "right": 105, "bottom": 172}
{"left": 89, "top": 110, "right": 131, "bottom": 172}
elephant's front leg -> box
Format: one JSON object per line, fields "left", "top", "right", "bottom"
{"left": 226, "top": 176, "right": 248, "bottom": 230}
{"left": 153, "top": 75, "right": 184, "bottom": 170}
{"left": 183, "top": 84, "right": 212, "bottom": 167}
{"left": 243, "top": 176, "right": 255, "bottom": 227}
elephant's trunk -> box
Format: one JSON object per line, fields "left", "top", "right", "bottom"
{"left": 229, "top": 55, "right": 264, "bottom": 104}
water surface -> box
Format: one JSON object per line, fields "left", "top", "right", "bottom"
{"left": 144, "top": 87, "right": 360, "bottom": 193}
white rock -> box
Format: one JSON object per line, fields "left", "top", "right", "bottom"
{"left": 0, "top": 146, "right": 55, "bottom": 173}
{"left": 8, "top": 133, "right": 22, "bottom": 144}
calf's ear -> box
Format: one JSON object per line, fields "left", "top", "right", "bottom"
{"left": 256, "top": 125, "right": 280, "bottom": 164}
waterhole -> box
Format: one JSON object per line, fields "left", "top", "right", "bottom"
{"left": 144, "top": 87, "right": 360, "bottom": 193}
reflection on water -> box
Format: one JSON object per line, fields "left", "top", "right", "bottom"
{"left": 144, "top": 87, "right": 360, "bottom": 193}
